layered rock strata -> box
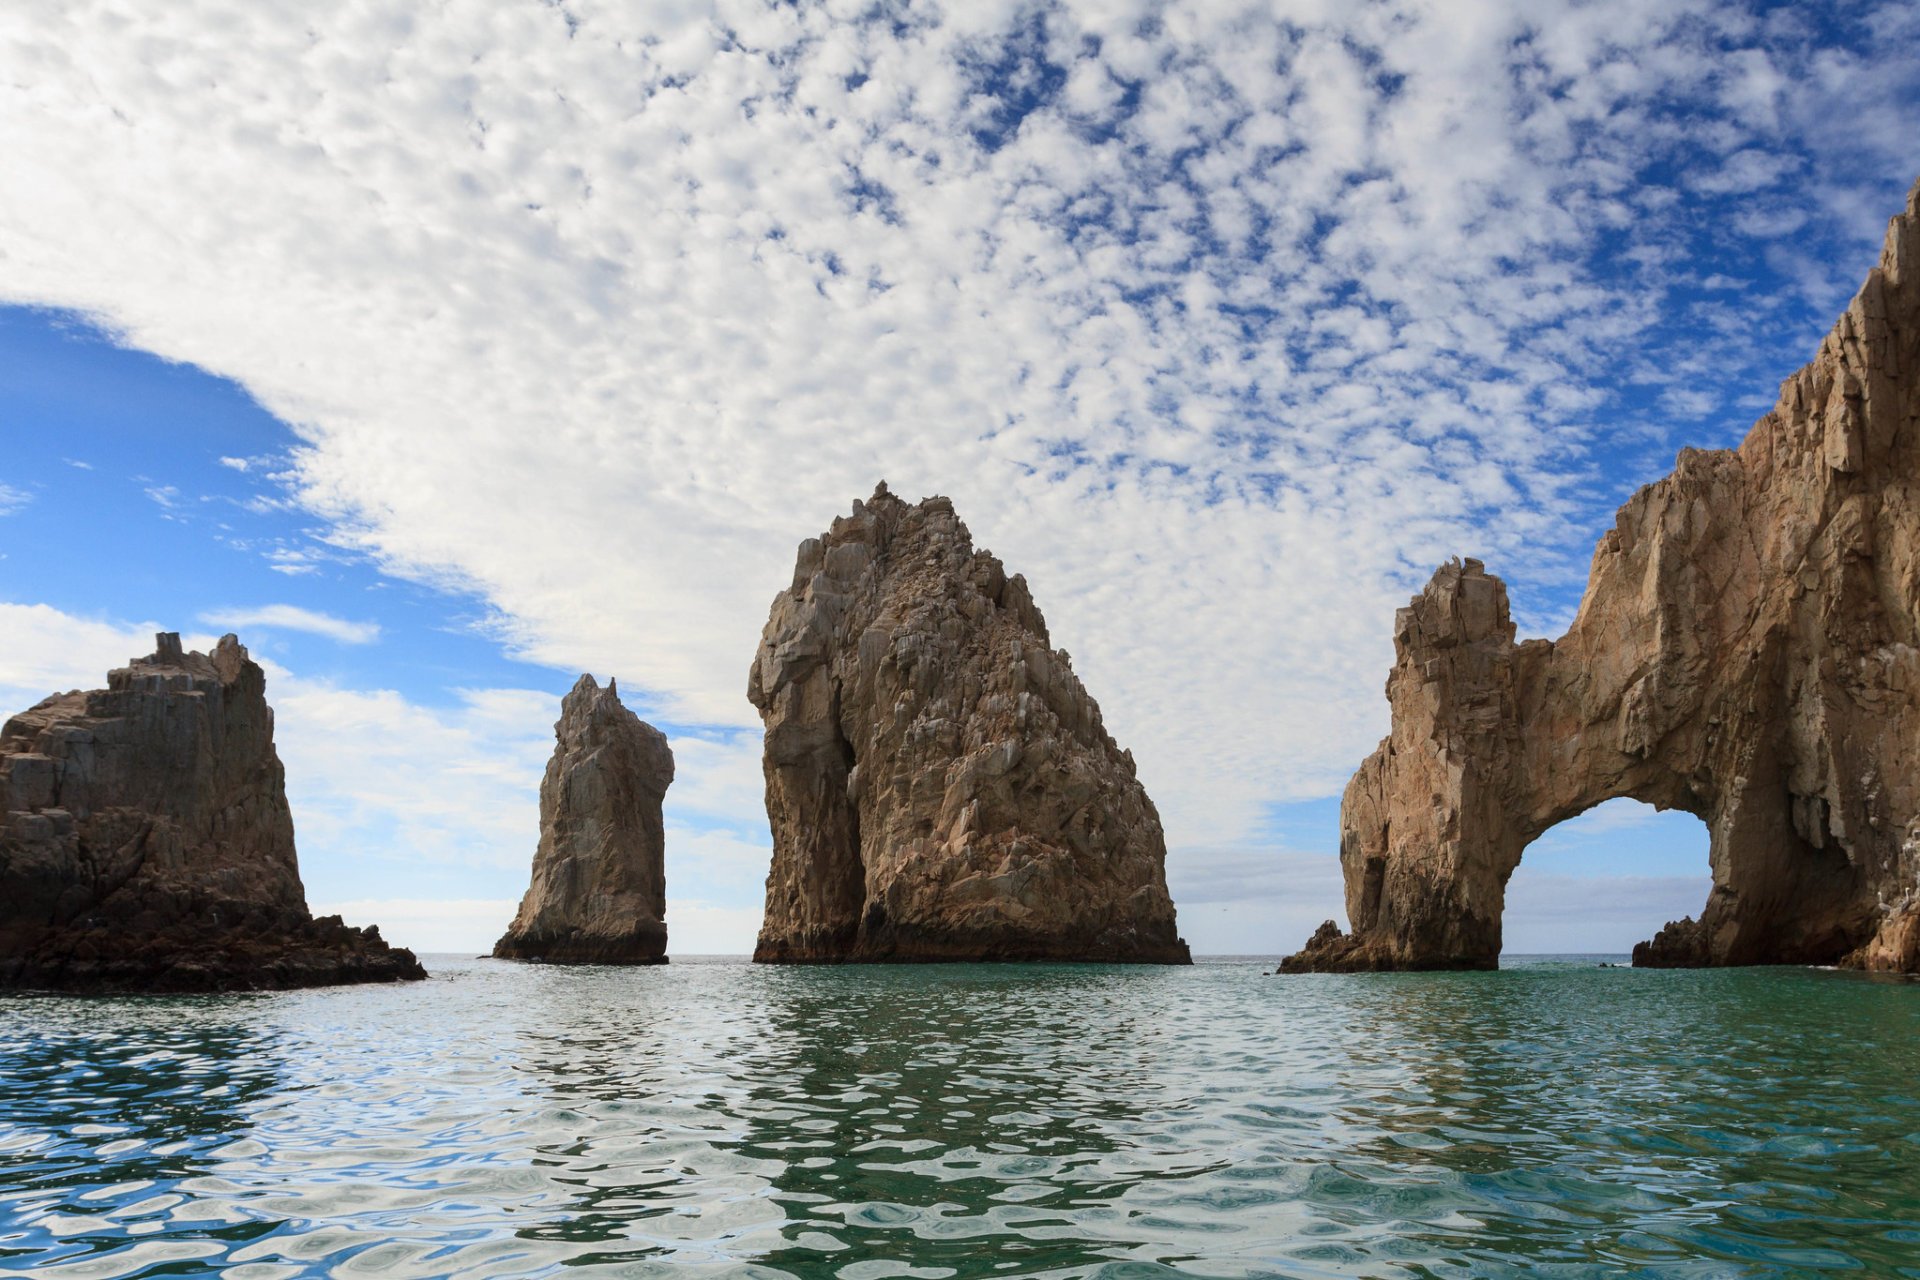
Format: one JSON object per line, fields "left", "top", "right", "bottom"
{"left": 1285, "top": 178, "right": 1920, "bottom": 973}
{"left": 494, "top": 675, "right": 674, "bottom": 964}
{"left": 0, "top": 633, "right": 425, "bottom": 992}
{"left": 749, "top": 484, "right": 1189, "bottom": 964}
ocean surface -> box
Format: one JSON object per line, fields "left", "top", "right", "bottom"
{"left": 2, "top": 956, "right": 1917, "bottom": 1279}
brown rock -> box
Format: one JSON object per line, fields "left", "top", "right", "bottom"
{"left": 494, "top": 674, "right": 673, "bottom": 964}
{"left": 0, "top": 633, "right": 426, "bottom": 992}
{"left": 749, "top": 484, "right": 1190, "bottom": 964}
{"left": 1284, "top": 178, "right": 1920, "bottom": 974}
{"left": 1632, "top": 917, "right": 1710, "bottom": 968}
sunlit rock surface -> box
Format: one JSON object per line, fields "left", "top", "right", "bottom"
{"left": 750, "top": 484, "right": 1190, "bottom": 964}
{"left": 494, "top": 674, "right": 673, "bottom": 964}
{"left": 0, "top": 633, "right": 425, "bottom": 991}
{"left": 1286, "top": 178, "right": 1920, "bottom": 974}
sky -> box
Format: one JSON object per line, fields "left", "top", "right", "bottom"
{"left": 2, "top": 0, "right": 1917, "bottom": 957}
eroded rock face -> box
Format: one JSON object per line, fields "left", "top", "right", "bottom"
{"left": 749, "top": 485, "right": 1190, "bottom": 964}
{"left": 1285, "top": 178, "right": 1920, "bottom": 973}
{"left": 495, "top": 675, "right": 673, "bottom": 964}
{"left": 0, "top": 633, "right": 425, "bottom": 992}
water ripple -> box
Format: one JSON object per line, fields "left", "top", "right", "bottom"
{"left": 2, "top": 958, "right": 1918, "bottom": 1278}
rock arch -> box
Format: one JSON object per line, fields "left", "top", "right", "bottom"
{"left": 1285, "top": 178, "right": 1920, "bottom": 973}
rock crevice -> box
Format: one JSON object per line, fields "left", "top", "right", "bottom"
{"left": 750, "top": 485, "right": 1190, "bottom": 964}
{"left": 494, "top": 674, "right": 674, "bottom": 964}
{"left": 0, "top": 633, "right": 425, "bottom": 991}
{"left": 1285, "top": 178, "right": 1920, "bottom": 974}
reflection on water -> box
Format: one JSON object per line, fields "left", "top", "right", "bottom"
{"left": 1, "top": 957, "right": 1917, "bottom": 1278}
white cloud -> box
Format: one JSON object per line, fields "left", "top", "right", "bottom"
{"left": 266, "top": 676, "right": 553, "bottom": 877}
{"left": 309, "top": 897, "right": 766, "bottom": 955}
{"left": 1504, "top": 874, "right": 1711, "bottom": 954}
{"left": 665, "top": 901, "right": 767, "bottom": 955}
{"left": 0, "top": 2, "right": 1914, "bottom": 867}
{"left": 309, "top": 897, "right": 518, "bottom": 954}
{"left": 0, "top": 483, "right": 32, "bottom": 514}
{"left": 0, "top": 603, "right": 165, "bottom": 711}
{"left": 200, "top": 603, "right": 381, "bottom": 645}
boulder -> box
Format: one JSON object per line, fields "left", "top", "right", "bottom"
{"left": 494, "top": 674, "right": 673, "bottom": 964}
{"left": 0, "top": 633, "right": 425, "bottom": 992}
{"left": 749, "top": 484, "right": 1190, "bottom": 964}
{"left": 1284, "top": 177, "right": 1920, "bottom": 973}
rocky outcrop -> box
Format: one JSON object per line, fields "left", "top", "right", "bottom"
{"left": 1285, "top": 178, "right": 1920, "bottom": 974}
{"left": 494, "top": 675, "right": 673, "bottom": 964}
{"left": 0, "top": 633, "right": 425, "bottom": 992}
{"left": 749, "top": 484, "right": 1190, "bottom": 964}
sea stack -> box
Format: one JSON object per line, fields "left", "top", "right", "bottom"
{"left": 494, "top": 675, "right": 673, "bottom": 964}
{"left": 1284, "top": 177, "right": 1920, "bottom": 974}
{"left": 749, "top": 484, "right": 1190, "bottom": 964}
{"left": 0, "top": 633, "right": 425, "bottom": 992}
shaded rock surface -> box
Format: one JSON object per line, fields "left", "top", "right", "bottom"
{"left": 1285, "top": 179, "right": 1920, "bottom": 974}
{"left": 0, "top": 633, "right": 425, "bottom": 992}
{"left": 749, "top": 484, "right": 1190, "bottom": 964}
{"left": 494, "top": 675, "right": 673, "bottom": 964}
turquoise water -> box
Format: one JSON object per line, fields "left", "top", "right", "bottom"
{"left": 2, "top": 957, "right": 1917, "bottom": 1279}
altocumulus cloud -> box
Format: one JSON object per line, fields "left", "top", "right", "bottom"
{"left": 1, "top": 1, "right": 1918, "bottom": 879}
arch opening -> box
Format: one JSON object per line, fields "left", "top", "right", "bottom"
{"left": 1500, "top": 799, "right": 1710, "bottom": 960}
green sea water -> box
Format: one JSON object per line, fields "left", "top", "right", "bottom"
{"left": 1, "top": 956, "right": 1917, "bottom": 1279}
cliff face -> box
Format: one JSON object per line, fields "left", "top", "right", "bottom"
{"left": 0, "top": 633, "right": 425, "bottom": 992}
{"left": 494, "top": 675, "right": 673, "bottom": 964}
{"left": 1285, "top": 179, "right": 1920, "bottom": 974}
{"left": 749, "top": 485, "right": 1190, "bottom": 964}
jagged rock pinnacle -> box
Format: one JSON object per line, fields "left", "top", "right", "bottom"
{"left": 494, "top": 674, "right": 674, "bottom": 964}
{"left": 748, "top": 488, "right": 1190, "bottom": 964}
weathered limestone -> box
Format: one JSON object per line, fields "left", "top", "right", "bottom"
{"left": 1285, "top": 178, "right": 1920, "bottom": 973}
{"left": 494, "top": 675, "right": 674, "bottom": 964}
{"left": 749, "top": 484, "right": 1190, "bottom": 964}
{"left": 0, "top": 633, "right": 425, "bottom": 992}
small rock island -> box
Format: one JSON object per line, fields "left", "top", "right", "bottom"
{"left": 0, "top": 633, "right": 425, "bottom": 992}
{"left": 494, "top": 674, "right": 674, "bottom": 964}
{"left": 1286, "top": 178, "right": 1920, "bottom": 974}
{"left": 749, "top": 484, "right": 1190, "bottom": 964}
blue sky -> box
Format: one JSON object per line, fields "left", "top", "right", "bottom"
{"left": 2, "top": 0, "right": 1917, "bottom": 955}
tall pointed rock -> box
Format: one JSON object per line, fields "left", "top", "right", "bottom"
{"left": 0, "top": 633, "right": 425, "bottom": 992}
{"left": 749, "top": 484, "right": 1190, "bottom": 964}
{"left": 494, "top": 675, "right": 674, "bottom": 964}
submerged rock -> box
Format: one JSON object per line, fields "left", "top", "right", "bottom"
{"left": 0, "top": 633, "right": 425, "bottom": 992}
{"left": 494, "top": 675, "right": 673, "bottom": 964}
{"left": 1284, "top": 178, "right": 1920, "bottom": 974}
{"left": 749, "top": 484, "right": 1190, "bottom": 964}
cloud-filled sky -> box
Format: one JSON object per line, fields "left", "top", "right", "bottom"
{"left": 2, "top": 0, "right": 1917, "bottom": 954}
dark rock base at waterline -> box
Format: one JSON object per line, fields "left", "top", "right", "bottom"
{"left": 1, "top": 913, "right": 426, "bottom": 994}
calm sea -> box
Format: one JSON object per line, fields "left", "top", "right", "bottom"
{"left": 2, "top": 956, "right": 1916, "bottom": 1278}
